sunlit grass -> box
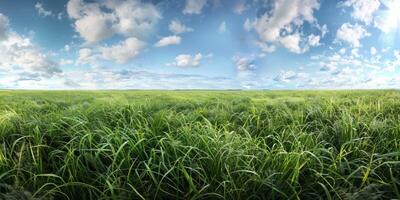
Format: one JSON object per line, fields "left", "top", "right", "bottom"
{"left": 0, "top": 90, "right": 399, "bottom": 199}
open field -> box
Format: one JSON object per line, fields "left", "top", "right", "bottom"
{"left": 1, "top": 90, "right": 400, "bottom": 199}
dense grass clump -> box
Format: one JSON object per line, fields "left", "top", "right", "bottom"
{"left": 0, "top": 90, "right": 400, "bottom": 199}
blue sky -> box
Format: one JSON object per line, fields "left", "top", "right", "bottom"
{"left": 0, "top": 0, "right": 400, "bottom": 89}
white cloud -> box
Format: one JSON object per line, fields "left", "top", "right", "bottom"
{"left": 251, "top": 0, "right": 320, "bottom": 42}
{"left": 243, "top": 18, "right": 252, "bottom": 31}
{"left": 246, "top": 0, "right": 321, "bottom": 53}
{"left": 0, "top": 13, "right": 9, "bottom": 41}
{"left": 74, "top": 13, "right": 113, "bottom": 43}
{"left": 154, "top": 35, "right": 181, "bottom": 47}
{"left": 109, "top": 0, "right": 160, "bottom": 37}
{"left": 257, "top": 42, "right": 276, "bottom": 53}
{"left": 0, "top": 33, "right": 61, "bottom": 77}
{"left": 183, "top": 0, "right": 207, "bottom": 15}
{"left": 101, "top": 37, "right": 146, "bottom": 64}
{"left": 77, "top": 48, "right": 96, "bottom": 65}
{"left": 274, "top": 70, "right": 308, "bottom": 83}
{"left": 76, "top": 37, "right": 146, "bottom": 65}
{"left": 64, "top": 44, "right": 71, "bottom": 51}
{"left": 302, "top": 50, "right": 400, "bottom": 89}
{"left": 395, "top": 50, "right": 400, "bottom": 61}
{"left": 339, "top": 0, "right": 380, "bottom": 24}
{"left": 279, "top": 33, "right": 303, "bottom": 54}
{"left": 66, "top": 0, "right": 84, "bottom": 19}
{"left": 171, "top": 53, "right": 203, "bottom": 68}
{"left": 320, "top": 62, "right": 337, "bottom": 71}
{"left": 168, "top": 20, "right": 193, "bottom": 34}
{"left": 232, "top": 55, "right": 258, "bottom": 84}
{"left": 35, "top": 2, "right": 53, "bottom": 17}
{"left": 13, "top": 52, "right": 61, "bottom": 76}
{"left": 57, "top": 68, "right": 236, "bottom": 89}
{"left": 329, "top": 53, "right": 342, "bottom": 61}
{"left": 383, "top": 65, "right": 395, "bottom": 72}
{"left": 0, "top": 14, "right": 61, "bottom": 79}
{"left": 66, "top": 0, "right": 160, "bottom": 43}
{"left": 308, "top": 34, "right": 321, "bottom": 47}
{"left": 0, "top": 66, "right": 237, "bottom": 89}
{"left": 60, "top": 59, "right": 74, "bottom": 65}
{"left": 370, "top": 46, "right": 377, "bottom": 55}
{"left": 331, "top": 67, "right": 354, "bottom": 76}
{"left": 319, "top": 24, "right": 329, "bottom": 37}
{"left": 373, "top": 1, "right": 400, "bottom": 33}
{"left": 233, "top": 0, "right": 249, "bottom": 14}
{"left": 218, "top": 21, "right": 226, "bottom": 33}
{"left": 373, "top": 16, "right": 392, "bottom": 33}
{"left": 335, "top": 23, "right": 370, "bottom": 47}
{"left": 339, "top": 48, "right": 346, "bottom": 54}
{"left": 351, "top": 48, "right": 360, "bottom": 57}
{"left": 232, "top": 55, "right": 256, "bottom": 71}
{"left": 57, "top": 12, "right": 63, "bottom": 20}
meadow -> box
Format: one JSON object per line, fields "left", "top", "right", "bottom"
{"left": 0, "top": 90, "right": 399, "bottom": 199}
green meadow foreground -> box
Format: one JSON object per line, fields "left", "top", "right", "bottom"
{"left": 1, "top": 90, "right": 400, "bottom": 199}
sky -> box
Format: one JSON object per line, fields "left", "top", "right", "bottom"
{"left": 0, "top": 0, "right": 400, "bottom": 89}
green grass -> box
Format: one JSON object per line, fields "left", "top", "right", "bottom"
{"left": 0, "top": 90, "right": 400, "bottom": 199}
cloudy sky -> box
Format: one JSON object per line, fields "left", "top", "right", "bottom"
{"left": 0, "top": 0, "right": 400, "bottom": 89}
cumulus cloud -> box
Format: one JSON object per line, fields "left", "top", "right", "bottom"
{"left": 77, "top": 48, "right": 96, "bottom": 65}
{"left": 168, "top": 20, "right": 193, "bottom": 35}
{"left": 101, "top": 37, "right": 146, "bottom": 64}
{"left": 218, "top": 21, "right": 226, "bottom": 33}
{"left": 75, "top": 38, "right": 146, "bottom": 65}
{"left": 183, "top": 0, "right": 207, "bottom": 15}
{"left": 339, "top": 0, "right": 380, "bottom": 25}
{"left": 66, "top": 0, "right": 160, "bottom": 43}
{"left": 154, "top": 35, "right": 181, "bottom": 47}
{"left": 251, "top": 0, "right": 320, "bottom": 42}
{"left": 0, "top": 14, "right": 61, "bottom": 79}
{"left": 308, "top": 34, "right": 321, "bottom": 47}
{"left": 73, "top": 11, "right": 114, "bottom": 43}
{"left": 170, "top": 53, "right": 203, "bottom": 68}
{"left": 336, "top": 23, "right": 370, "bottom": 47}
{"left": 12, "top": 51, "right": 61, "bottom": 76}
{"left": 279, "top": 33, "right": 303, "bottom": 54}
{"left": 245, "top": 0, "right": 322, "bottom": 53}
{"left": 35, "top": 2, "right": 53, "bottom": 17}
{"left": 232, "top": 55, "right": 255, "bottom": 71}
{"left": 231, "top": 55, "right": 258, "bottom": 86}
{"left": 109, "top": 1, "right": 160, "bottom": 37}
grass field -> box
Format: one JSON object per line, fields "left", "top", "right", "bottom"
{"left": 1, "top": 90, "right": 400, "bottom": 199}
